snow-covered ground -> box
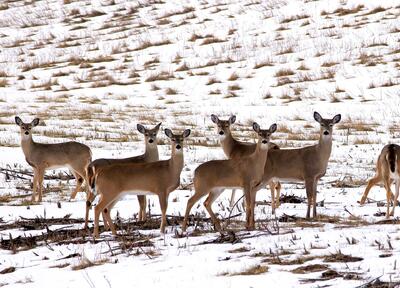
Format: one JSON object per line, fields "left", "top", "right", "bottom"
{"left": 1, "top": 0, "right": 400, "bottom": 287}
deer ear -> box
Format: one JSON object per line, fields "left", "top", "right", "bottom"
{"left": 182, "top": 129, "right": 191, "bottom": 138}
{"left": 210, "top": 114, "right": 219, "bottom": 124}
{"left": 137, "top": 124, "right": 146, "bottom": 134}
{"left": 165, "top": 128, "right": 173, "bottom": 138}
{"left": 269, "top": 123, "right": 277, "bottom": 133}
{"left": 31, "top": 118, "right": 40, "bottom": 127}
{"left": 332, "top": 114, "right": 341, "bottom": 124}
{"left": 252, "top": 122, "right": 260, "bottom": 133}
{"left": 15, "top": 116, "right": 22, "bottom": 126}
{"left": 313, "top": 112, "right": 323, "bottom": 123}
{"left": 155, "top": 122, "right": 162, "bottom": 131}
{"left": 229, "top": 115, "right": 236, "bottom": 124}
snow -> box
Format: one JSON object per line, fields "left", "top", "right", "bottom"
{"left": 1, "top": 0, "right": 400, "bottom": 286}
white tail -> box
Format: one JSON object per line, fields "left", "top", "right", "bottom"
{"left": 360, "top": 144, "right": 399, "bottom": 218}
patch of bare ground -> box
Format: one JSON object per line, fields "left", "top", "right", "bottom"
{"left": 323, "top": 251, "right": 363, "bottom": 263}
{"left": 292, "top": 264, "right": 329, "bottom": 274}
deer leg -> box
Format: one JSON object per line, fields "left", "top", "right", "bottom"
{"left": 69, "top": 170, "right": 84, "bottom": 200}
{"left": 305, "top": 178, "right": 314, "bottom": 219}
{"left": 182, "top": 186, "right": 209, "bottom": 232}
{"left": 268, "top": 180, "right": 276, "bottom": 215}
{"left": 312, "top": 180, "right": 318, "bottom": 218}
{"left": 31, "top": 168, "right": 38, "bottom": 202}
{"left": 229, "top": 189, "right": 237, "bottom": 207}
{"left": 360, "top": 174, "right": 381, "bottom": 205}
{"left": 84, "top": 192, "right": 96, "bottom": 229}
{"left": 390, "top": 181, "right": 399, "bottom": 217}
{"left": 37, "top": 168, "right": 45, "bottom": 202}
{"left": 137, "top": 195, "right": 147, "bottom": 221}
{"left": 93, "top": 193, "right": 115, "bottom": 238}
{"left": 275, "top": 181, "right": 281, "bottom": 208}
{"left": 204, "top": 188, "right": 224, "bottom": 231}
{"left": 159, "top": 193, "right": 169, "bottom": 234}
{"left": 102, "top": 205, "right": 116, "bottom": 235}
{"left": 383, "top": 178, "right": 392, "bottom": 219}
{"left": 247, "top": 187, "right": 257, "bottom": 230}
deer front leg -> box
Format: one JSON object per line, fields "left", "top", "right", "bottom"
{"left": 305, "top": 178, "right": 315, "bottom": 219}
{"left": 158, "top": 193, "right": 169, "bottom": 234}
{"left": 31, "top": 168, "right": 38, "bottom": 202}
{"left": 312, "top": 179, "right": 318, "bottom": 218}
{"left": 268, "top": 181, "right": 276, "bottom": 214}
{"left": 37, "top": 168, "right": 45, "bottom": 202}
{"left": 203, "top": 188, "right": 224, "bottom": 231}
{"left": 275, "top": 181, "right": 281, "bottom": 208}
{"left": 137, "top": 195, "right": 147, "bottom": 221}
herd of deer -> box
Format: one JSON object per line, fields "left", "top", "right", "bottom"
{"left": 13, "top": 112, "right": 400, "bottom": 238}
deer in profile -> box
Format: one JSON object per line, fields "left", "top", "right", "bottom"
{"left": 359, "top": 144, "right": 400, "bottom": 218}
{"left": 182, "top": 122, "right": 276, "bottom": 232}
{"left": 250, "top": 112, "right": 341, "bottom": 223}
{"left": 84, "top": 123, "right": 161, "bottom": 229}
{"left": 211, "top": 114, "right": 282, "bottom": 212}
{"left": 15, "top": 116, "right": 92, "bottom": 202}
{"left": 92, "top": 128, "right": 190, "bottom": 238}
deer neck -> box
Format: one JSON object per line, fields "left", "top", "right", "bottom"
{"left": 250, "top": 140, "right": 269, "bottom": 171}
{"left": 20, "top": 133, "right": 35, "bottom": 157}
{"left": 144, "top": 142, "right": 159, "bottom": 162}
{"left": 220, "top": 132, "right": 236, "bottom": 158}
{"left": 317, "top": 133, "right": 333, "bottom": 163}
{"left": 169, "top": 148, "right": 184, "bottom": 178}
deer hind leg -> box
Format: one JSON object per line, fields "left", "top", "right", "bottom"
{"left": 360, "top": 174, "right": 381, "bottom": 205}
{"left": 182, "top": 185, "right": 209, "bottom": 232}
{"left": 204, "top": 188, "right": 224, "bottom": 232}
{"left": 137, "top": 195, "right": 147, "bottom": 221}
{"left": 383, "top": 178, "right": 392, "bottom": 219}
{"left": 93, "top": 193, "right": 116, "bottom": 238}
{"left": 390, "top": 181, "right": 399, "bottom": 217}
{"left": 31, "top": 168, "right": 39, "bottom": 202}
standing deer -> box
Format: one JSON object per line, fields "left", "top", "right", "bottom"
{"left": 15, "top": 116, "right": 92, "bottom": 202}
{"left": 250, "top": 112, "right": 341, "bottom": 223}
{"left": 359, "top": 144, "right": 400, "bottom": 218}
{"left": 92, "top": 128, "right": 190, "bottom": 238}
{"left": 211, "top": 114, "right": 282, "bottom": 212}
{"left": 85, "top": 123, "right": 161, "bottom": 229}
{"left": 182, "top": 122, "right": 276, "bottom": 232}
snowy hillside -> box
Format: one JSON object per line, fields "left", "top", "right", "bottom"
{"left": 1, "top": 0, "right": 400, "bottom": 287}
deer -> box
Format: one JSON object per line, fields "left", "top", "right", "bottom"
{"left": 84, "top": 123, "right": 161, "bottom": 229}
{"left": 15, "top": 116, "right": 92, "bottom": 202}
{"left": 182, "top": 122, "right": 276, "bottom": 232}
{"left": 211, "top": 114, "right": 282, "bottom": 213}
{"left": 92, "top": 128, "right": 190, "bottom": 238}
{"left": 248, "top": 112, "right": 341, "bottom": 224}
{"left": 359, "top": 144, "right": 400, "bottom": 218}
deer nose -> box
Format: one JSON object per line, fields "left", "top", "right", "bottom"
{"left": 24, "top": 131, "right": 29, "bottom": 135}
{"left": 262, "top": 140, "right": 268, "bottom": 144}
{"left": 149, "top": 139, "right": 154, "bottom": 143}
{"left": 323, "top": 131, "right": 329, "bottom": 135}
{"left": 219, "top": 131, "right": 224, "bottom": 135}
{"left": 176, "top": 144, "right": 181, "bottom": 150}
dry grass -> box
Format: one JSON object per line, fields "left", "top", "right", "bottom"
{"left": 201, "top": 37, "right": 225, "bottom": 45}
{"left": 280, "top": 14, "right": 309, "bottom": 24}
{"left": 0, "top": 78, "right": 7, "bottom": 87}
{"left": 275, "top": 68, "right": 295, "bottom": 77}
{"left": 254, "top": 59, "right": 274, "bottom": 69}
{"left": 291, "top": 264, "right": 329, "bottom": 274}
{"left": 71, "top": 257, "right": 109, "bottom": 271}
{"left": 221, "top": 265, "right": 268, "bottom": 276}
{"left": 333, "top": 5, "right": 364, "bottom": 16}
{"left": 145, "top": 71, "right": 174, "bottom": 82}
{"left": 227, "top": 72, "right": 239, "bottom": 81}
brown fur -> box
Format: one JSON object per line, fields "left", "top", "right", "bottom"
{"left": 360, "top": 144, "right": 400, "bottom": 218}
